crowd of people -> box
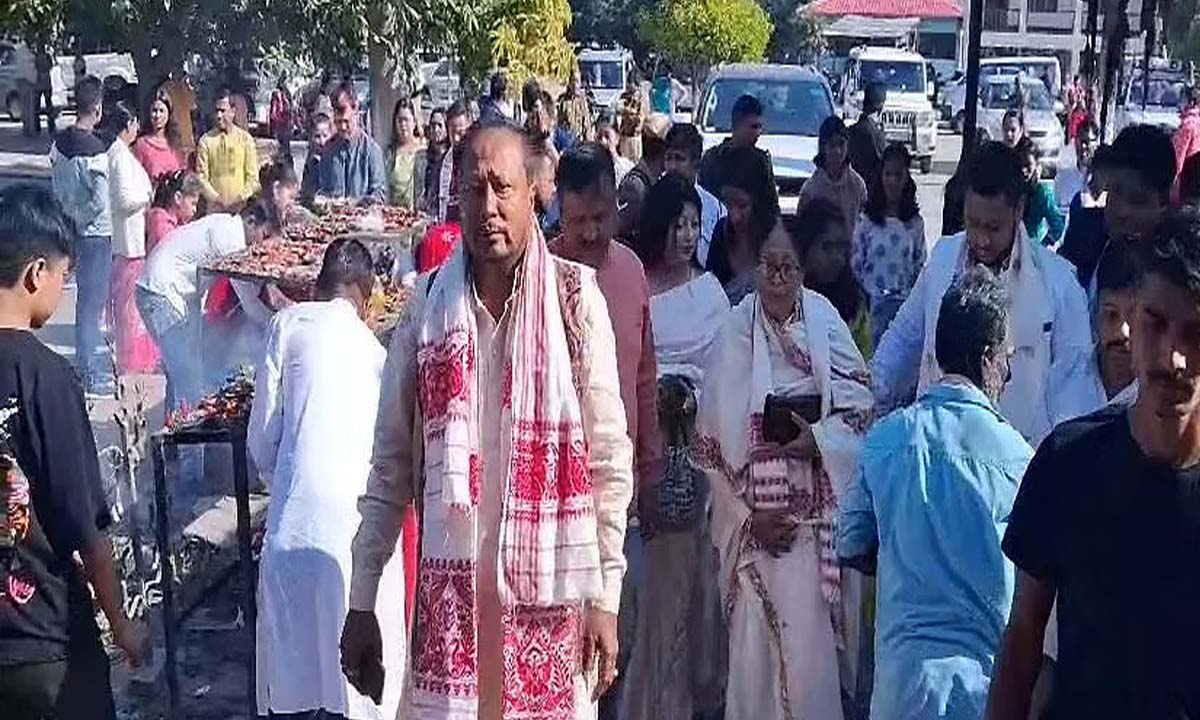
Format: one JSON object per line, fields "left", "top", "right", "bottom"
{"left": 2, "top": 59, "right": 1200, "bottom": 720}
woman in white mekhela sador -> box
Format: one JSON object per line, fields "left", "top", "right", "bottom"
{"left": 695, "top": 217, "right": 874, "bottom": 720}
{"left": 622, "top": 175, "right": 730, "bottom": 720}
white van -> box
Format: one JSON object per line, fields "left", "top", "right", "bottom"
{"left": 840, "top": 47, "right": 938, "bottom": 173}
{"left": 578, "top": 47, "right": 633, "bottom": 114}
{"left": 941, "top": 55, "right": 1064, "bottom": 129}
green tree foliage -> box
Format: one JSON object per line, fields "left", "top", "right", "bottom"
{"left": 765, "top": 0, "right": 825, "bottom": 63}
{"left": 640, "top": 0, "right": 772, "bottom": 69}
{"left": 492, "top": 0, "right": 578, "bottom": 92}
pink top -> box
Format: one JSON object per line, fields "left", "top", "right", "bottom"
{"left": 133, "top": 135, "right": 184, "bottom": 184}
{"left": 551, "top": 237, "right": 662, "bottom": 489}
{"left": 145, "top": 207, "right": 181, "bottom": 254}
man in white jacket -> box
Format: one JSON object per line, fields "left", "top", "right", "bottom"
{"left": 248, "top": 239, "right": 405, "bottom": 720}
{"left": 873, "top": 141, "right": 1105, "bottom": 446}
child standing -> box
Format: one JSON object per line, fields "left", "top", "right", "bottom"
{"left": 0, "top": 185, "right": 144, "bottom": 718}
{"left": 796, "top": 115, "right": 868, "bottom": 240}
{"left": 851, "top": 143, "right": 927, "bottom": 346}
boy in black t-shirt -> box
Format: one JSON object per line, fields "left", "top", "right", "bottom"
{"left": 988, "top": 209, "right": 1200, "bottom": 719}
{"left": 0, "top": 185, "right": 144, "bottom": 719}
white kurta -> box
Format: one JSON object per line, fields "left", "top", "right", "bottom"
{"left": 248, "top": 298, "right": 406, "bottom": 720}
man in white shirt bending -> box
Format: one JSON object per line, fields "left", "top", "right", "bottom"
{"left": 136, "top": 202, "right": 279, "bottom": 413}
{"left": 249, "top": 239, "right": 405, "bottom": 720}
{"left": 664, "top": 123, "right": 726, "bottom": 267}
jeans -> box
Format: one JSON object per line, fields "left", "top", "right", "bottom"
{"left": 74, "top": 235, "right": 113, "bottom": 389}
{"left": 135, "top": 287, "right": 202, "bottom": 413}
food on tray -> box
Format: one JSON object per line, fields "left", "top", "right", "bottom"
{"left": 167, "top": 369, "right": 255, "bottom": 431}
{"left": 207, "top": 237, "right": 326, "bottom": 285}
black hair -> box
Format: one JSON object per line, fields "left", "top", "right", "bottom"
{"left": 214, "top": 86, "right": 234, "bottom": 106}
{"left": 635, "top": 174, "right": 701, "bottom": 268}
{"left": 521, "top": 78, "right": 542, "bottom": 113}
{"left": 316, "top": 238, "right": 375, "bottom": 297}
{"left": 241, "top": 199, "right": 281, "bottom": 237}
{"left": 594, "top": 116, "right": 616, "bottom": 136}
{"left": 1014, "top": 135, "right": 1039, "bottom": 160}
{"left": 1091, "top": 143, "right": 1113, "bottom": 171}
{"left": 389, "top": 97, "right": 417, "bottom": 151}
{"left": 1110, "top": 124, "right": 1176, "bottom": 202}
{"left": 865, "top": 143, "right": 920, "bottom": 225}
{"left": 106, "top": 100, "right": 139, "bottom": 138}
{"left": 1001, "top": 109, "right": 1025, "bottom": 129}
{"left": 1135, "top": 208, "right": 1200, "bottom": 304}
{"left": 490, "top": 72, "right": 508, "bottom": 100}
{"left": 935, "top": 266, "right": 1011, "bottom": 386}
{"left": 720, "top": 145, "right": 780, "bottom": 250}
{"left": 76, "top": 76, "right": 103, "bottom": 117}
{"left": 863, "top": 83, "right": 887, "bottom": 114}
{"left": 526, "top": 142, "right": 556, "bottom": 179}
{"left": 152, "top": 170, "right": 204, "bottom": 208}
{"left": 782, "top": 199, "right": 863, "bottom": 322}
{"left": 557, "top": 142, "right": 616, "bottom": 198}
{"left": 643, "top": 127, "right": 668, "bottom": 163}
{"left": 731, "top": 94, "right": 764, "bottom": 125}
{"left": 1078, "top": 119, "right": 1100, "bottom": 140}
{"left": 1180, "top": 153, "right": 1200, "bottom": 204}
{"left": 814, "top": 115, "right": 849, "bottom": 170}
{"left": 0, "top": 184, "right": 76, "bottom": 287}
{"left": 665, "top": 123, "right": 703, "bottom": 164}
{"left": 140, "top": 90, "right": 181, "bottom": 149}
{"left": 966, "top": 141, "right": 1025, "bottom": 206}
{"left": 447, "top": 99, "right": 471, "bottom": 122}
{"left": 1096, "top": 238, "right": 1137, "bottom": 295}
{"left": 333, "top": 81, "right": 358, "bottom": 109}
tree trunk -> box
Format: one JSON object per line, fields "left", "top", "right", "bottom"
{"left": 367, "top": 3, "right": 407, "bottom": 142}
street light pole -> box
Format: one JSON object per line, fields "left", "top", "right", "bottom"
{"left": 961, "top": 0, "right": 984, "bottom": 164}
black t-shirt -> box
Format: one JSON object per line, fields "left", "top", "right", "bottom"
{"left": 1003, "top": 406, "right": 1200, "bottom": 718}
{"left": 0, "top": 330, "right": 110, "bottom": 665}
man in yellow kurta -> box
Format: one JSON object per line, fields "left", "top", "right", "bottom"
{"left": 196, "top": 88, "right": 259, "bottom": 212}
{"left": 558, "top": 69, "right": 594, "bottom": 144}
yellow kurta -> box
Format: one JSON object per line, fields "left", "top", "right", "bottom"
{"left": 196, "top": 125, "right": 260, "bottom": 205}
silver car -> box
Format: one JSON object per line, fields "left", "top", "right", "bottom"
{"left": 978, "top": 75, "right": 1065, "bottom": 176}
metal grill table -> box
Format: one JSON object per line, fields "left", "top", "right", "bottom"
{"left": 151, "top": 423, "right": 256, "bottom": 720}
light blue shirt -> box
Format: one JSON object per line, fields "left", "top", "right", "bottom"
{"left": 839, "top": 381, "right": 1034, "bottom": 720}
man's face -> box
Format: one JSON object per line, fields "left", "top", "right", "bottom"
{"left": 429, "top": 113, "right": 447, "bottom": 145}
{"left": 460, "top": 131, "right": 534, "bottom": 267}
{"left": 1020, "top": 152, "right": 1040, "bottom": 185}
{"left": 664, "top": 148, "right": 697, "bottom": 183}
{"left": 335, "top": 103, "right": 358, "bottom": 139}
{"left": 824, "top": 136, "right": 849, "bottom": 172}
{"left": 964, "top": 190, "right": 1020, "bottom": 267}
{"left": 560, "top": 186, "right": 617, "bottom": 253}
{"left": 1098, "top": 286, "right": 1135, "bottom": 395}
{"left": 312, "top": 121, "right": 333, "bottom": 149}
{"left": 598, "top": 127, "right": 620, "bottom": 154}
{"left": 448, "top": 114, "right": 470, "bottom": 147}
{"left": 1131, "top": 273, "right": 1200, "bottom": 420}
{"left": 1001, "top": 116, "right": 1022, "bottom": 147}
{"left": 1106, "top": 167, "right": 1167, "bottom": 242}
{"left": 214, "top": 97, "right": 233, "bottom": 132}
{"left": 732, "top": 114, "right": 764, "bottom": 147}
{"left": 29, "top": 256, "right": 69, "bottom": 329}
{"left": 1076, "top": 129, "right": 1098, "bottom": 169}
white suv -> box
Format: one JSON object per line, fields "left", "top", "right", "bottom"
{"left": 696, "top": 64, "right": 836, "bottom": 213}
{"left": 840, "top": 47, "right": 938, "bottom": 174}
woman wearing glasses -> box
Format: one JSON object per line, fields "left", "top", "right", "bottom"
{"left": 695, "top": 211, "right": 875, "bottom": 720}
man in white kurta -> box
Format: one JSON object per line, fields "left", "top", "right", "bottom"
{"left": 344, "top": 126, "right": 634, "bottom": 720}
{"left": 248, "top": 239, "right": 406, "bottom": 719}
{"left": 872, "top": 141, "right": 1104, "bottom": 446}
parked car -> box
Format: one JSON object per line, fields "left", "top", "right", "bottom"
{"left": 579, "top": 46, "right": 633, "bottom": 114}
{"left": 940, "top": 55, "right": 1063, "bottom": 132}
{"left": 1113, "top": 70, "right": 1188, "bottom": 137}
{"left": 418, "top": 59, "right": 460, "bottom": 108}
{"left": 840, "top": 47, "right": 938, "bottom": 174}
{"left": 696, "top": 63, "right": 835, "bottom": 213}
{"left": 977, "top": 75, "right": 1065, "bottom": 176}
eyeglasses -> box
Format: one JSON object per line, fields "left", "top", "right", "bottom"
{"left": 759, "top": 261, "right": 801, "bottom": 281}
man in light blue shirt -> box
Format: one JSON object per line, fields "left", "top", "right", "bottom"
{"left": 840, "top": 267, "right": 1034, "bottom": 719}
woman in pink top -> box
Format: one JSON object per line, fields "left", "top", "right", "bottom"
{"left": 133, "top": 92, "right": 185, "bottom": 183}
{"left": 145, "top": 170, "right": 203, "bottom": 254}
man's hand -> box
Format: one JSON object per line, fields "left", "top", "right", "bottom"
{"left": 581, "top": 606, "right": 618, "bottom": 701}
{"left": 750, "top": 509, "right": 800, "bottom": 557}
{"left": 749, "top": 415, "right": 818, "bottom": 463}
{"left": 340, "top": 609, "right": 384, "bottom": 704}
{"left": 112, "top": 617, "right": 148, "bottom": 666}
